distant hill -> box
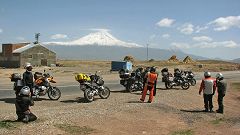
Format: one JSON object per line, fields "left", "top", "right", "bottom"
{"left": 232, "top": 58, "right": 240, "bottom": 63}
{"left": 44, "top": 45, "right": 207, "bottom": 61}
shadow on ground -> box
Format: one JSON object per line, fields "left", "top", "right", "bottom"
{"left": 60, "top": 97, "right": 100, "bottom": 103}
{"left": 34, "top": 97, "right": 52, "bottom": 101}
{"left": 0, "top": 98, "right": 15, "bottom": 104}
{"left": 158, "top": 87, "right": 183, "bottom": 91}
{"left": 180, "top": 109, "right": 206, "bottom": 113}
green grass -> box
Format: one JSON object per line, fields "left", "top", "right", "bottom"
{"left": 231, "top": 82, "right": 240, "bottom": 91}
{"left": 211, "top": 118, "right": 225, "bottom": 125}
{"left": 54, "top": 123, "right": 96, "bottom": 135}
{"left": 0, "top": 120, "right": 18, "bottom": 129}
{"left": 171, "top": 129, "right": 194, "bottom": 135}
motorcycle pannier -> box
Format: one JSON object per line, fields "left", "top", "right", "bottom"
{"left": 10, "top": 73, "right": 21, "bottom": 82}
{"left": 75, "top": 73, "right": 91, "bottom": 82}
{"left": 14, "top": 80, "right": 24, "bottom": 91}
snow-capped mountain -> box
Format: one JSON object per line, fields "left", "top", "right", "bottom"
{"left": 45, "top": 31, "right": 142, "bottom": 48}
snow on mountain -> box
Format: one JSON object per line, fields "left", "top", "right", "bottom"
{"left": 45, "top": 31, "right": 142, "bottom": 48}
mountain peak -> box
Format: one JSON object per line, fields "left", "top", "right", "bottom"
{"left": 45, "top": 31, "right": 142, "bottom": 48}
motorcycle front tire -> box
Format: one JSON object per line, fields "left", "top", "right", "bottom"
{"left": 48, "top": 86, "right": 61, "bottom": 100}
{"left": 165, "top": 82, "right": 172, "bottom": 89}
{"left": 181, "top": 82, "right": 190, "bottom": 90}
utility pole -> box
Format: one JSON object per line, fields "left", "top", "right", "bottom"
{"left": 147, "top": 43, "right": 149, "bottom": 61}
{"left": 34, "top": 33, "right": 40, "bottom": 44}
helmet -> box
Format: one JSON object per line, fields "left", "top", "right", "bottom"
{"left": 150, "top": 66, "right": 156, "bottom": 73}
{"left": 216, "top": 73, "right": 223, "bottom": 79}
{"left": 25, "top": 63, "right": 32, "bottom": 72}
{"left": 204, "top": 71, "right": 211, "bottom": 77}
{"left": 19, "top": 86, "right": 31, "bottom": 96}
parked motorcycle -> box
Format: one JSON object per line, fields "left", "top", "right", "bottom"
{"left": 10, "top": 72, "right": 61, "bottom": 100}
{"left": 75, "top": 71, "right": 110, "bottom": 102}
{"left": 119, "top": 68, "right": 144, "bottom": 92}
{"left": 33, "top": 72, "right": 61, "bottom": 100}
{"left": 161, "top": 68, "right": 190, "bottom": 90}
{"left": 184, "top": 71, "right": 196, "bottom": 86}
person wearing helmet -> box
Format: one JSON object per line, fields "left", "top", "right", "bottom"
{"left": 15, "top": 86, "right": 37, "bottom": 123}
{"left": 23, "top": 63, "right": 34, "bottom": 96}
{"left": 199, "top": 71, "right": 216, "bottom": 112}
{"left": 216, "top": 73, "right": 227, "bottom": 114}
{"left": 140, "top": 66, "right": 158, "bottom": 103}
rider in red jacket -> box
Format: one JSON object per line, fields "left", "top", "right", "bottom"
{"left": 140, "top": 67, "right": 158, "bottom": 103}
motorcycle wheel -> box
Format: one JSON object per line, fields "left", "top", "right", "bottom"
{"left": 181, "top": 82, "right": 190, "bottom": 90}
{"left": 190, "top": 79, "right": 196, "bottom": 86}
{"left": 48, "top": 87, "right": 61, "bottom": 100}
{"left": 84, "top": 88, "right": 94, "bottom": 102}
{"left": 165, "top": 82, "right": 172, "bottom": 89}
{"left": 99, "top": 86, "right": 110, "bottom": 99}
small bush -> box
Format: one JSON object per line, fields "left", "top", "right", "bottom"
{"left": 123, "top": 55, "right": 135, "bottom": 63}
{"left": 55, "top": 124, "right": 95, "bottom": 135}
{"left": 171, "top": 129, "right": 194, "bottom": 135}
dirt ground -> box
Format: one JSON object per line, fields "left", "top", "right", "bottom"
{"left": 0, "top": 61, "right": 240, "bottom": 135}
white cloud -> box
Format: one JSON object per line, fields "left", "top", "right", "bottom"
{"left": 192, "top": 36, "right": 212, "bottom": 42}
{"left": 0, "top": 28, "right": 3, "bottom": 33}
{"left": 149, "top": 34, "right": 156, "bottom": 40}
{"left": 178, "top": 23, "right": 194, "bottom": 35}
{"left": 50, "top": 34, "right": 68, "bottom": 40}
{"left": 171, "top": 40, "right": 239, "bottom": 49}
{"left": 162, "top": 34, "right": 170, "bottom": 39}
{"left": 195, "top": 26, "right": 208, "bottom": 33}
{"left": 156, "top": 18, "right": 175, "bottom": 27}
{"left": 209, "top": 16, "right": 240, "bottom": 31}
{"left": 171, "top": 42, "right": 190, "bottom": 49}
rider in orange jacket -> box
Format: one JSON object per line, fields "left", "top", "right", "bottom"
{"left": 199, "top": 71, "right": 216, "bottom": 112}
{"left": 140, "top": 67, "right": 158, "bottom": 103}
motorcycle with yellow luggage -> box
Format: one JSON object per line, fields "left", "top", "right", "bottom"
{"left": 75, "top": 71, "right": 110, "bottom": 102}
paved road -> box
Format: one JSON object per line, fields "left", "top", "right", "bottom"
{"left": 0, "top": 71, "right": 239, "bottom": 99}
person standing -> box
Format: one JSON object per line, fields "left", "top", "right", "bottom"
{"left": 216, "top": 73, "right": 227, "bottom": 114}
{"left": 15, "top": 86, "right": 37, "bottom": 123}
{"left": 199, "top": 71, "right": 216, "bottom": 112}
{"left": 23, "top": 63, "right": 34, "bottom": 96}
{"left": 140, "top": 67, "right": 158, "bottom": 103}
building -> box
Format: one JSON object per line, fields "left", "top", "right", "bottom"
{"left": 0, "top": 43, "right": 56, "bottom": 68}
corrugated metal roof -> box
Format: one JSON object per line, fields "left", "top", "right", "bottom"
{"left": 13, "top": 43, "right": 38, "bottom": 53}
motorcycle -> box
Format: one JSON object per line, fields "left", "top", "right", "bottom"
{"left": 184, "top": 71, "right": 196, "bottom": 86}
{"left": 33, "top": 72, "right": 61, "bottom": 100}
{"left": 119, "top": 68, "right": 144, "bottom": 92}
{"left": 75, "top": 71, "right": 110, "bottom": 102}
{"left": 161, "top": 68, "right": 190, "bottom": 90}
{"left": 10, "top": 72, "right": 61, "bottom": 100}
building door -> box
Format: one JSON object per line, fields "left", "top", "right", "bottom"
{"left": 41, "top": 59, "right": 47, "bottom": 66}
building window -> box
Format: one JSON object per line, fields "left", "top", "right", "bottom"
{"left": 28, "top": 55, "right": 32, "bottom": 58}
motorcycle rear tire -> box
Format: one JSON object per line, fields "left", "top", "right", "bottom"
{"left": 84, "top": 88, "right": 94, "bottom": 102}
{"left": 190, "top": 79, "right": 196, "bottom": 86}
{"left": 181, "top": 82, "right": 190, "bottom": 90}
{"left": 99, "top": 86, "right": 110, "bottom": 99}
{"left": 48, "top": 87, "right": 61, "bottom": 100}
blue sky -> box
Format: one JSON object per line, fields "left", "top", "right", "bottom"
{"left": 0, "top": 0, "right": 240, "bottom": 59}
